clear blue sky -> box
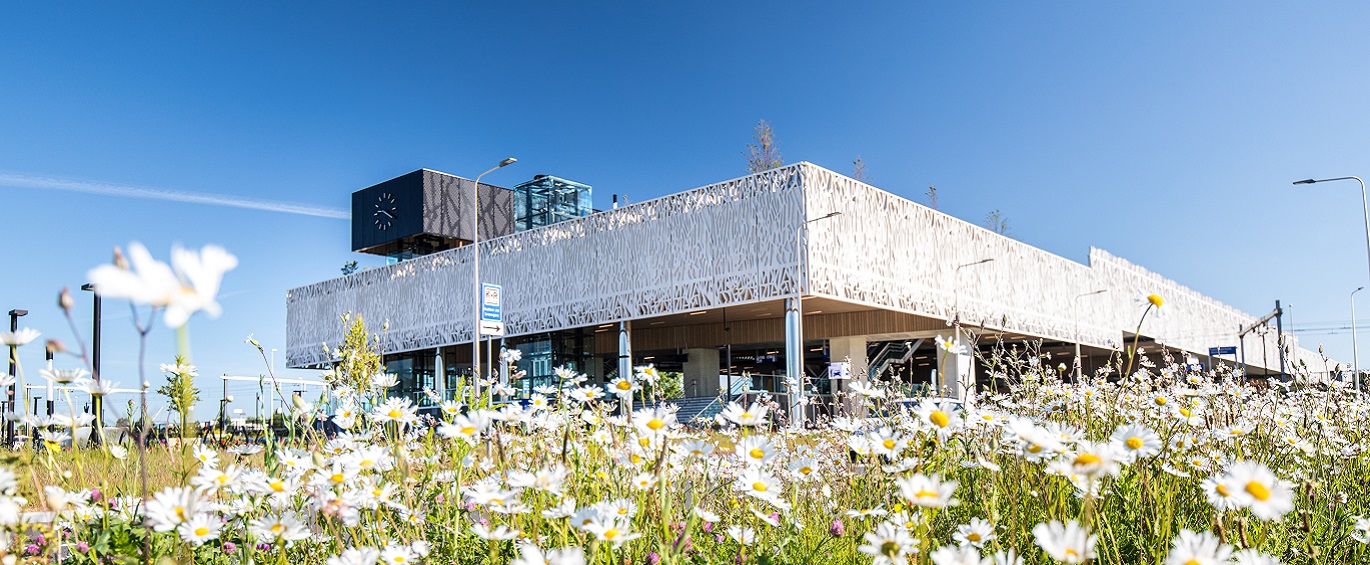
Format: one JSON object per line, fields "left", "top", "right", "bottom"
{"left": 2, "top": 2, "right": 1367, "bottom": 418}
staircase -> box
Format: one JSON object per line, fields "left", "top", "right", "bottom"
{"left": 633, "top": 396, "right": 721, "bottom": 425}
{"left": 867, "top": 339, "right": 920, "bottom": 379}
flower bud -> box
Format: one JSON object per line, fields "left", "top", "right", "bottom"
{"left": 112, "top": 247, "right": 129, "bottom": 270}
{"left": 45, "top": 340, "right": 66, "bottom": 356}
{"left": 829, "top": 519, "right": 846, "bottom": 537}
{"left": 58, "top": 287, "right": 74, "bottom": 312}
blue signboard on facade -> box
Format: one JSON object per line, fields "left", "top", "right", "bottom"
{"left": 481, "top": 283, "right": 502, "bottom": 322}
{"left": 1208, "top": 346, "right": 1237, "bottom": 356}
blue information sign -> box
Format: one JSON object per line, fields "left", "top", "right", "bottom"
{"left": 1208, "top": 346, "right": 1237, "bottom": 356}
{"left": 481, "top": 283, "right": 502, "bottom": 322}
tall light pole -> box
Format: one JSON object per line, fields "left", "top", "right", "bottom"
{"left": 81, "top": 283, "right": 102, "bottom": 444}
{"left": 788, "top": 211, "right": 841, "bottom": 429}
{"left": 1294, "top": 176, "right": 1370, "bottom": 292}
{"left": 1354, "top": 286, "right": 1365, "bottom": 393}
{"left": 952, "top": 258, "right": 995, "bottom": 324}
{"left": 7, "top": 309, "right": 26, "bottom": 443}
{"left": 471, "top": 158, "right": 517, "bottom": 402}
{"left": 1073, "top": 289, "right": 1108, "bottom": 382}
{"left": 949, "top": 259, "right": 993, "bottom": 400}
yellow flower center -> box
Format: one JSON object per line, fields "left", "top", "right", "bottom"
{"left": 630, "top": 454, "right": 642, "bottom": 464}
{"left": 1184, "top": 560, "right": 1200, "bottom": 565}
{"left": 638, "top": 437, "right": 651, "bottom": 447}
{"left": 800, "top": 466, "right": 812, "bottom": 475}
{"left": 1125, "top": 437, "right": 1144, "bottom": 450}
{"left": 929, "top": 411, "right": 950, "bottom": 428}
{"left": 1027, "top": 444, "right": 1043, "bottom": 454}
{"left": 460, "top": 426, "right": 476, "bottom": 435}
{"left": 1155, "top": 397, "right": 1167, "bottom": 406}
{"left": 604, "top": 528, "right": 620, "bottom": 540}
{"left": 271, "top": 523, "right": 283, "bottom": 533}
{"left": 387, "top": 409, "right": 401, "bottom": 418}
{"left": 881, "top": 541, "right": 899, "bottom": 557}
{"left": 913, "top": 489, "right": 938, "bottom": 499}
{"left": 175, "top": 507, "right": 186, "bottom": 521}
{"left": 1245, "top": 481, "right": 1271, "bottom": 502}
{"left": 1065, "top": 548, "right": 1080, "bottom": 558}
{"left": 647, "top": 418, "right": 665, "bottom": 430}
{"left": 1216, "top": 484, "right": 1230, "bottom": 497}
{"left": 752, "top": 482, "right": 768, "bottom": 492}
{"left": 749, "top": 448, "right": 766, "bottom": 459}
{"left": 1074, "top": 453, "right": 1102, "bottom": 466}
{"left": 616, "top": 381, "right": 632, "bottom": 390}
{"left": 1147, "top": 294, "right": 1163, "bottom": 307}
{"left": 360, "top": 459, "right": 374, "bottom": 467}
{"left": 269, "top": 480, "right": 285, "bottom": 492}
{"left": 882, "top": 439, "right": 897, "bottom": 450}
{"left": 331, "top": 473, "right": 345, "bottom": 483}
{"left": 1179, "top": 408, "right": 1192, "bottom": 418}
{"left": 967, "top": 532, "right": 981, "bottom": 542}
{"left": 194, "top": 526, "right": 209, "bottom": 537}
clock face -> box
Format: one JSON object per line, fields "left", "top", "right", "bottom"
{"left": 373, "top": 192, "right": 398, "bottom": 231}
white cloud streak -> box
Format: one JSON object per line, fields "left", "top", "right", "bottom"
{"left": 0, "top": 172, "right": 349, "bottom": 219}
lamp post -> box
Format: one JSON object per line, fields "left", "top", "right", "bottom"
{"left": 947, "top": 259, "right": 993, "bottom": 400}
{"left": 788, "top": 211, "right": 841, "bottom": 429}
{"left": 1073, "top": 289, "right": 1108, "bottom": 382}
{"left": 80, "top": 283, "right": 102, "bottom": 444}
{"left": 952, "top": 259, "right": 995, "bottom": 324}
{"left": 1355, "top": 286, "right": 1365, "bottom": 393}
{"left": 1294, "top": 176, "right": 1370, "bottom": 292}
{"left": 471, "top": 158, "right": 517, "bottom": 402}
{"left": 44, "top": 346, "right": 54, "bottom": 417}
{"left": 7, "top": 309, "right": 26, "bottom": 444}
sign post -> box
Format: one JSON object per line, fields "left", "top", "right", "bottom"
{"left": 480, "top": 283, "right": 504, "bottom": 337}
{"left": 1208, "top": 346, "right": 1237, "bottom": 373}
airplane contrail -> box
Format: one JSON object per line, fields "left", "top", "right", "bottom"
{"left": 0, "top": 172, "right": 350, "bottom": 219}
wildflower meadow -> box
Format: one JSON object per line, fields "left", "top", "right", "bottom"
{"left": 0, "top": 242, "right": 1366, "bottom": 565}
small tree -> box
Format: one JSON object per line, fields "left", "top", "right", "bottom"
{"left": 853, "top": 156, "right": 870, "bottom": 183}
{"left": 926, "top": 185, "right": 940, "bottom": 210}
{"left": 743, "top": 120, "right": 784, "bottom": 172}
{"left": 325, "top": 314, "right": 383, "bottom": 395}
{"left": 984, "top": 209, "right": 1011, "bottom": 236}
{"left": 635, "top": 371, "right": 685, "bottom": 402}
{"left": 341, "top": 261, "right": 359, "bottom": 276}
{"left": 157, "top": 355, "right": 199, "bottom": 440}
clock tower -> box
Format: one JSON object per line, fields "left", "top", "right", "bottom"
{"left": 350, "top": 169, "right": 516, "bottom": 259}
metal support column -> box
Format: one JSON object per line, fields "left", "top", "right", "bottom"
{"left": 617, "top": 321, "right": 632, "bottom": 416}
{"left": 785, "top": 297, "right": 804, "bottom": 429}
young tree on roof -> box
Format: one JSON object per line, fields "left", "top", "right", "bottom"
{"left": 743, "top": 120, "right": 784, "bottom": 172}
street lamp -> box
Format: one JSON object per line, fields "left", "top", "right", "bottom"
{"left": 80, "top": 283, "right": 102, "bottom": 444}
{"left": 789, "top": 211, "right": 842, "bottom": 429}
{"left": 1294, "top": 176, "right": 1370, "bottom": 292}
{"left": 952, "top": 258, "right": 995, "bottom": 324}
{"left": 1355, "top": 286, "right": 1365, "bottom": 393}
{"left": 471, "top": 158, "right": 517, "bottom": 401}
{"left": 7, "top": 309, "right": 26, "bottom": 443}
{"left": 1073, "top": 289, "right": 1108, "bottom": 382}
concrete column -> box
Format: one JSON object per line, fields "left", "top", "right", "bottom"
{"left": 785, "top": 297, "right": 804, "bottom": 428}
{"left": 936, "top": 329, "right": 975, "bottom": 400}
{"left": 618, "top": 321, "right": 632, "bottom": 414}
{"left": 683, "top": 348, "right": 721, "bottom": 398}
{"left": 828, "top": 335, "right": 868, "bottom": 416}
{"left": 434, "top": 347, "right": 445, "bottom": 399}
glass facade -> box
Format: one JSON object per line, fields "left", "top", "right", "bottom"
{"left": 513, "top": 175, "right": 593, "bottom": 232}
{"left": 380, "top": 348, "right": 438, "bottom": 405}
{"left": 508, "top": 329, "right": 596, "bottom": 396}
